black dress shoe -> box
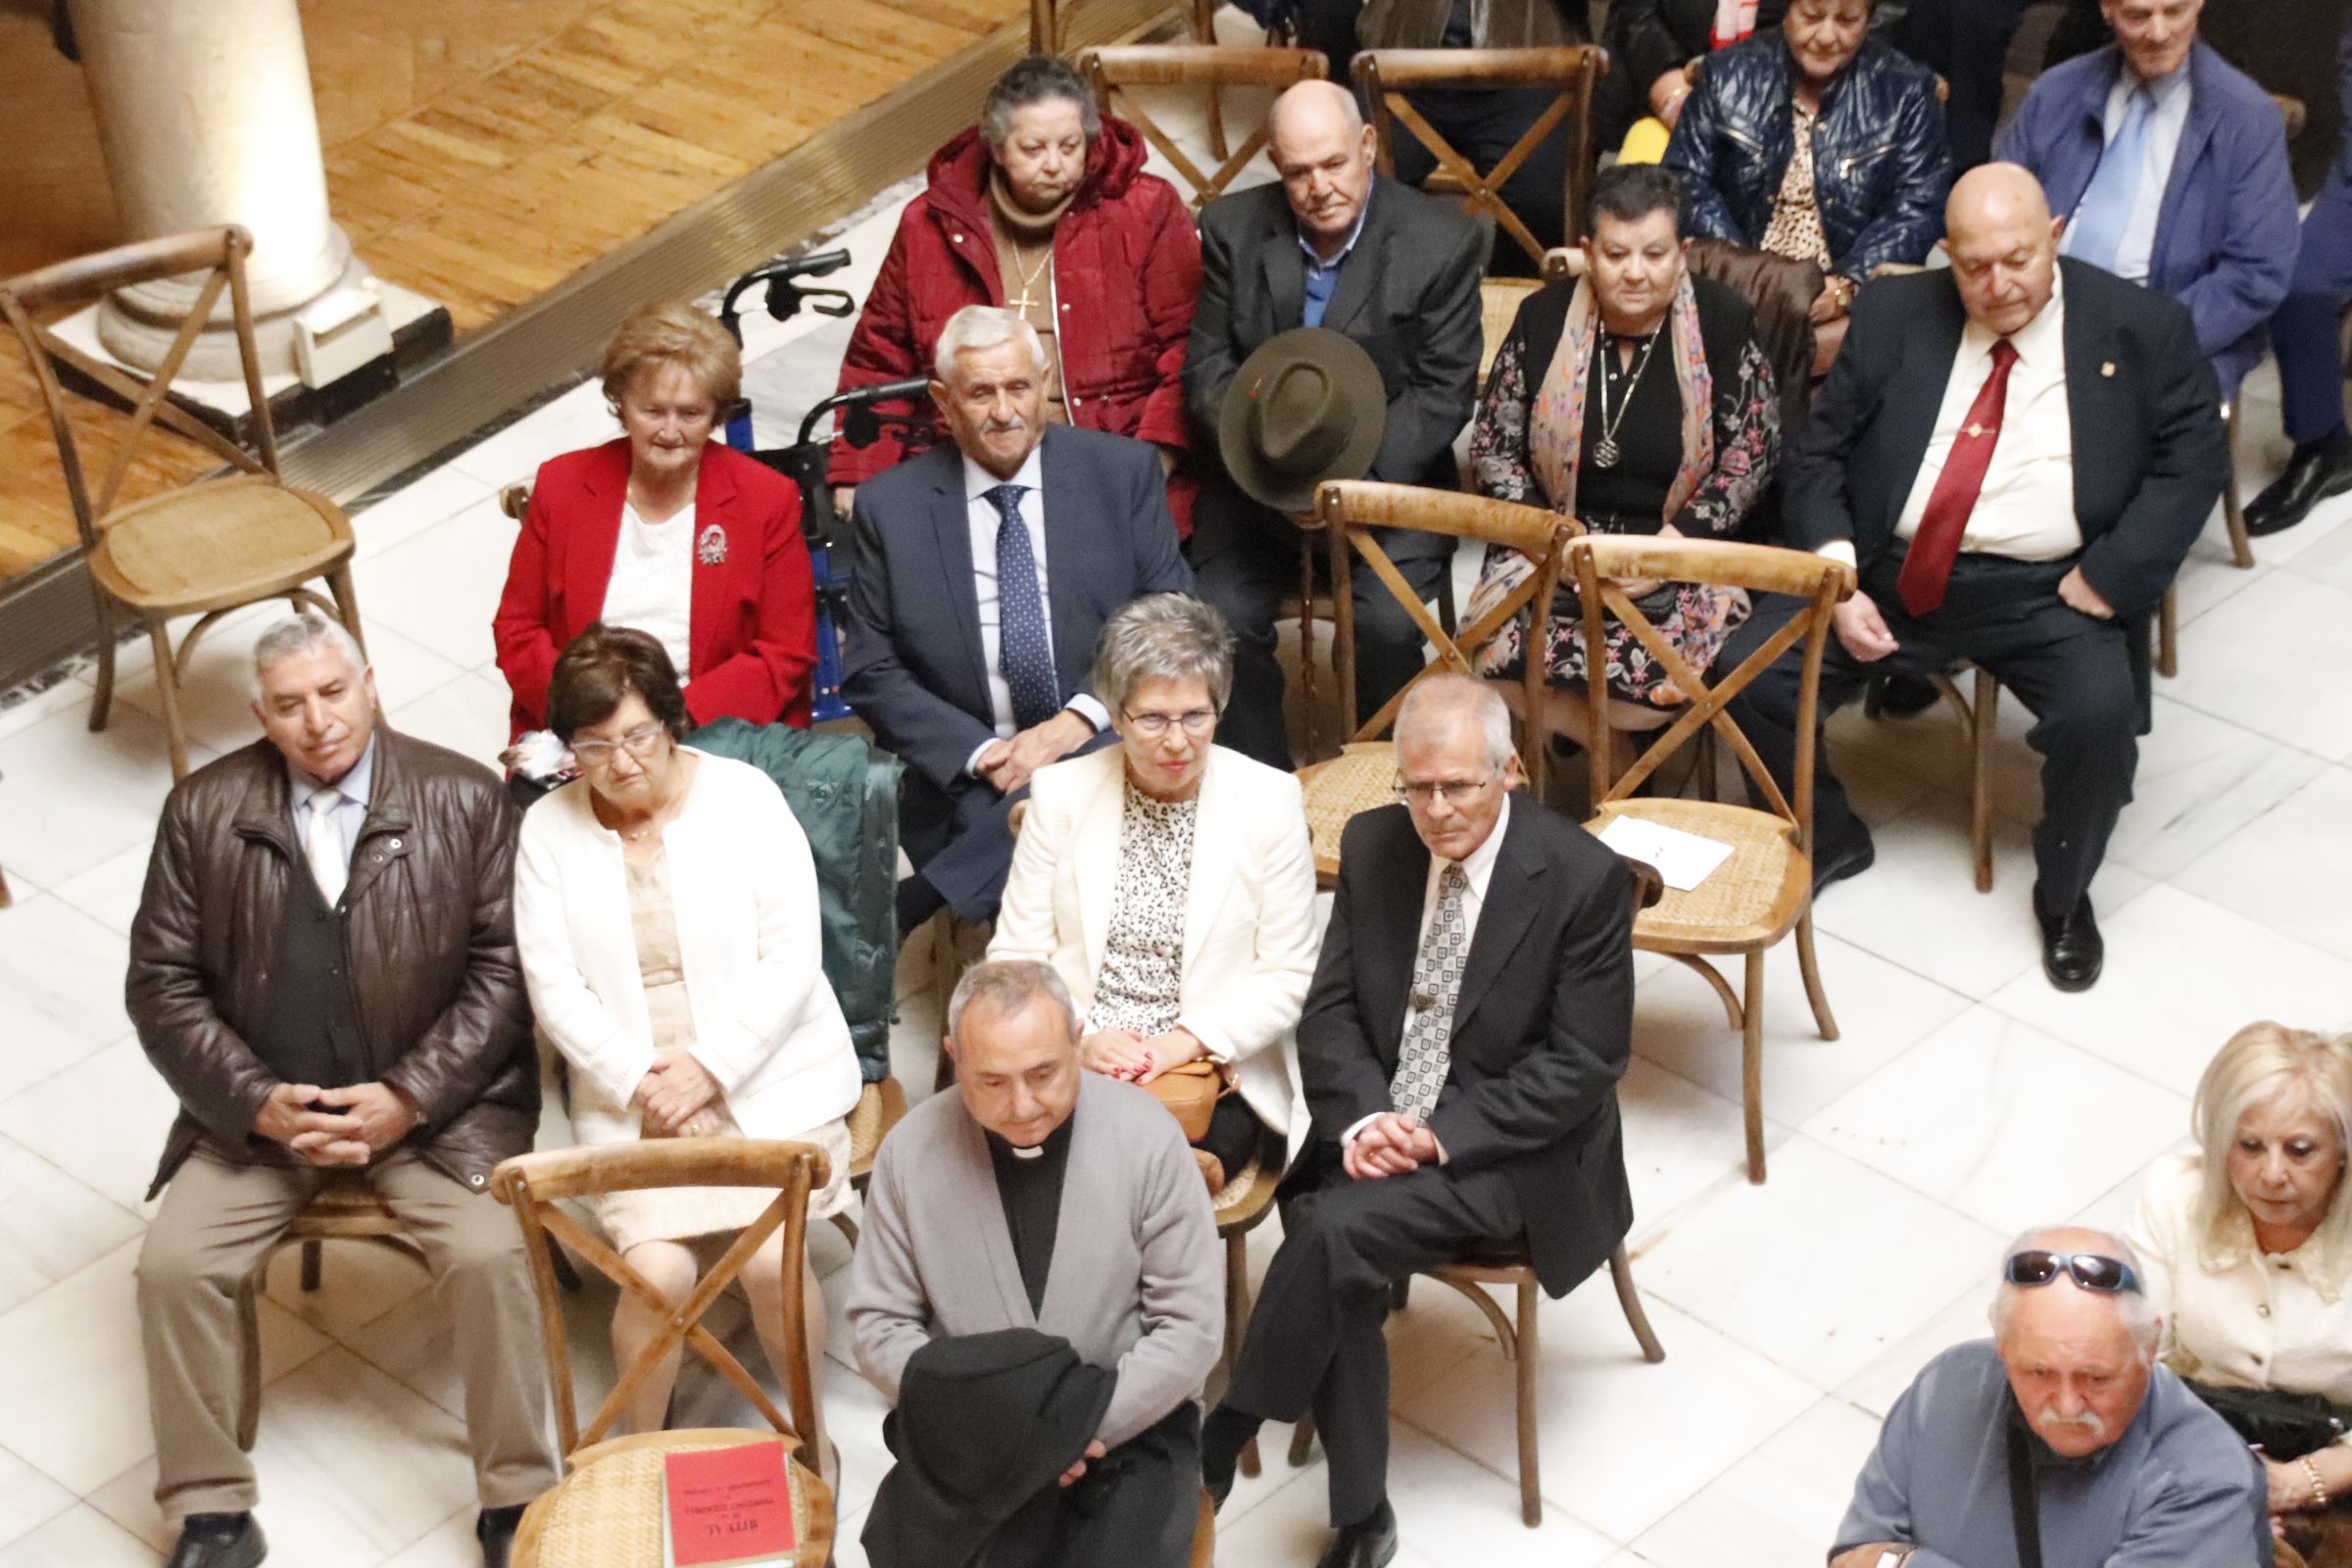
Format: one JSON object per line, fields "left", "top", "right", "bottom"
{"left": 1313, "top": 1500, "right": 1398, "bottom": 1568}
{"left": 1811, "top": 834, "right": 1876, "bottom": 897}
{"left": 476, "top": 1503, "right": 525, "bottom": 1568}
{"left": 2245, "top": 429, "right": 2352, "bottom": 538}
{"left": 1864, "top": 672, "right": 1941, "bottom": 720}
{"left": 2035, "top": 892, "right": 2104, "bottom": 993}
{"left": 164, "top": 1512, "right": 265, "bottom": 1568}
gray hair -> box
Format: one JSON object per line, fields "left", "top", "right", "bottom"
{"left": 1092, "top": 594, "right": 1236, "bottom": 717}
{"left": 947, "top": 958, "right": 1080, "bottom": 1047}
{"left": 1396, "top": 672, "right": 1514, "bottom": 772}
{"left": 980, "top": 54, "right": 1101, "bottom": 148}
{"left": 251, "top": 612, "right": 366, "bottom": 700}
{"left": 933, "top": 305, "right": 1048, "bottom": 384}
{"left": 1988, "top": 1226, "right": 2160, "bottom": 1356}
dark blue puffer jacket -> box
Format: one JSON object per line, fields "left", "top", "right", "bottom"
{"left": 1663, "top": 33, "right": 1953, "bottom": 283}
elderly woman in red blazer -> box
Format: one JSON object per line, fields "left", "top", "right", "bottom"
{"left": 828, "top": 54, "right": 1202, "bottom": 534}
{"left": 494, "top": 301, "right": 817, "bottom": 741}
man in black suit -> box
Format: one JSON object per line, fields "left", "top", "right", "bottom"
{"left": 1184, "top": 79, "right": 1486, "bottom": 768}
{"left": 844, "top": 305, "right": 1195, "bottom": 933}
{"left": 1198, "top": 673, "right": 1637, "bottom": 1568}
{"left": 1724, "top": 164, "right": 2228, "bottom": 992}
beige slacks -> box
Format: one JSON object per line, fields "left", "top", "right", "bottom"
{"left": 135, "top": 1146, "right": 561, "bottom": 1522}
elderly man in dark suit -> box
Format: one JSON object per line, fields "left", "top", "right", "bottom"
{"left": 1183, "top": 79, "right": 1486, "bottom": 769}
{"left": 844, "top": 304, "right": 1195, "bottom": 933}
{"left": 1723, "top": 164, "right": 2229, "bottom": 993}
{"left": 1198, "top": 673, "right": 1638, "bottom": 1568}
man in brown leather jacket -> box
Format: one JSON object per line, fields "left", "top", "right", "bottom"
{"left": 127, "top": 612, "right": 557, "bottom": 1568}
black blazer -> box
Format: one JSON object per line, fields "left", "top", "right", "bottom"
{"left": 841, "top": 425, "right": 1195, "bottom": 795}
{"left": 1184, "top": 178, "right": 1487, "bottom": 493}
{"left": 1788, "top": 258, "right": 2227, "bottom": 622}
{"left": 1297, "top": 798, "right": 1637, "bottom": 1298}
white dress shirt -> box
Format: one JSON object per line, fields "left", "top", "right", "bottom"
{"left": 286, "top": 735, "right": 376, "bottom": 872}
{"left": 2130, "top": 1150, "right": 2352, "bottom": 1432}
{"left": 2059, "top": 59, "right": 2194, "bottom": 286}
{"left": 960, "top": 448, "right": 1108, "bottom": 776}
{"left": 598, "top": 500, "right": 696, "bottom": 683}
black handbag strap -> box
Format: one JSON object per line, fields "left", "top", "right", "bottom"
{"left": 2006, "top": 1415, "right": 2045, "bottom": 1568}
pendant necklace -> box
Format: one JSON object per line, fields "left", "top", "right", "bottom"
{"left": 1005, "top": 235, "right": 1053, "bottom": 316}
{"left": 1592, "top": 320, "right": 1665, "bottom": 470}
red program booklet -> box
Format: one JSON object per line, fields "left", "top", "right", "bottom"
{"left": 662, "top": 1442, "right": 799, "bottom": 1568}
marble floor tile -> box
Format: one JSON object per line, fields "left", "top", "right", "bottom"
{"left": 0, "top": 1446, "right": 74, "bottom": 1556}
{"left": 259, "top": 1229, "right": 433, "bottom": 1339}
{"left": 1617, "top": 1056, "right": 1763, "bottom": 1234}
{"left": 44, "top": 842, "right": 153, "bottom": 938}
{"left": 0, "top": 894, "right": 137, "bottom": 1100}
{"left": 1630, "top": 929, "right": 1974, "bottom": 1139}
{"left": 385, "top": 668, "right": 514, "bottom": 775}
{"left": 1633, "top": 1137, "right": 2003, "bottom": 1389}
{"left": 87, "top": 1348, "right": 478, "bottom": 1565}
{"left": 0, "top": 1136, "right": 144, "bottom": 1317}
{"left": 353, "top": 496, "right": 521, "bottom": 674}
{"left": 2229, "top": 481, "right": 2352, "bottom": 570}
{"left": 1398, "top": 1279, "right": 1818, "bottom": 1543}
{"left": 0, "top": 703, "right": 197, "bottom": 889}
{"left": 2160, "top": 568, "right": 2352, "bottom": 760}
{"left": 1631, "top": 1396, "right": 1883, "bottom": 1568}
{"left": 0, "top": 1504, "right": 155, "bottom": 1568}
{"left": 0, "top": 670, "right": 94, "bottom": 745}
{"left": 2172, "top": 766, "right": 2352, "bottom": 963}
{"left": 0, "top": 1038, "right": 181, "bottom": 1216}
{"left": 2167, "top": 548, "right": 2272, "bottom": 631}
{"left": 1826, "top": 679, "right": 2043, "bottom": 826}
{"left": 444, "top": 381, "right": 618, "bottom": 490}
{"left": 1801, "top": 1005, "right": 2185, "bottom": 1235}
{"left": 1810, "top": 786, "right": 2152, "bottom": 1001}
{"left": 1986, "top": 883, "right": 2352, "bottom": 1099}
{"left": 2102, "top": 695, "right": 2332, "bottom": 880}
{"left": 1833, "top": 1279, "right": 1995, "bottom": 1423}
{"left": 351, "top": 463, "right": 501, "bottom": 565}
{"left": 2282, "top": 497, "right": 2352, "bottom": 591}
{"left": 374, "top": 1506, "right": 480, "bottom": 1568}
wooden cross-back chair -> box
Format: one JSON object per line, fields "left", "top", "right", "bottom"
{"left": 492, "top": 1138, "right": 835, "bottom": 1567}
{"left": 1352, "top": 45, "right": 1609, "bottom": 267}
{"left": 1569, "top": 535, "right": 1852, "bottom": 1183}
{"left": 0, "top": 225, "right": 365, "bottom": 779}
{"left": 1038, "top": 0, "right": 1231, "bottom": 154}
{"left": 1077, "top": 45, "right": 1329, "bottom": 213}
{"left": 1292, "top": 479, "right": 1574, "bottom": 884}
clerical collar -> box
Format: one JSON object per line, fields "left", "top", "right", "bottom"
{"left": 986, "top": 1110, "right": 1075, "bottom": 1162}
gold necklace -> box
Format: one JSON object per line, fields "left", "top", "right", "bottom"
{"left": 1005, "top": 236, "right": 1053, "bottom": 315}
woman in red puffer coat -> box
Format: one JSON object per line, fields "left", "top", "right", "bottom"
{"left": 829, "top": 55, "right": 1203, "bottom": 535}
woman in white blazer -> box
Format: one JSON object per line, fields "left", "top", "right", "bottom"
{"left": 989, "top": 594, "right": 1319, "bottom": 1191}
{"left": 514, "top": 627, "right": 860, "bottom": 1438}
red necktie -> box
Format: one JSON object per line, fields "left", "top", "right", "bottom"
{"left": 1897, "top": 337, "right": 2020, "bottom": 617}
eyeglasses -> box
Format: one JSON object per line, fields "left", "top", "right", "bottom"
{"left": 2004, "top": 1250, "right": 2142, "bottom": 1295}
{"left": 569, "top": 722, "right": 668, "bottom": 767}
{"left": 1394, "top": 772, "right": 1498, "bottom": 808}
{"left": 1123, "top": 709, "right": 1217, "bottom": 739}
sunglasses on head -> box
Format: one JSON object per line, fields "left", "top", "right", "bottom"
{"left": 2004, "top": 1250, "right": 2141, "bottom": 1295}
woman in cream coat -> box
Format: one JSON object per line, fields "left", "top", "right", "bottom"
{"left": 989, "top": 594, "right": 1319, "bottom": 1190}
{"left": 514, "top": 627, "right": 859, "bottom": 1439}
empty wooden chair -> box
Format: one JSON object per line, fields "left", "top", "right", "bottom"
{"left": 1078, "top": 44, "right": 1330, "bottom": 213}
{"left": 0, "top": 225, "right": 365, "bottom": 779}
{"left": 1353, "top": 46, "right": 1610, "bottom": 267}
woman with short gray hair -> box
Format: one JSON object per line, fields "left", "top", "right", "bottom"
{"left": 826, "top": 52, "right": 1204, "bottom": 535}
{"left": 988, "top": 594, "right": 1317, "bottom": 1192}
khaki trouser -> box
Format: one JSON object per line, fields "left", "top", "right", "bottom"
{"left": 135, "top": 1146, "right": 561, "bottom": 1522}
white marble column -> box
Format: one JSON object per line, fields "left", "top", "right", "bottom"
{"left": 70, "top": 0, "right": 372, "bottom": 378}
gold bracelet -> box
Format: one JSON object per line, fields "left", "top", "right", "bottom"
{"left": 2300, "top": 1453, "right": 2329, "bottom": 1509}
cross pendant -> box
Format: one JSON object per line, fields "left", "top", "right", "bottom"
{"left": 1008, "top": 286, "right": 1038, "bottom": 315}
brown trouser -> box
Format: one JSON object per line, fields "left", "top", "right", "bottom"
{"left": 135, "top": 1146, "right": 560, "bottom": 1522}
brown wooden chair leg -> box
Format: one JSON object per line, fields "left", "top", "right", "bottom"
{"left": 1609, "top": 1245, "right": 1667, "bottom": 1363}
{"left": 326, "top": 564, "right": 368, "bottom": 658}
{"left": 1741, "top": 949, "right": 1767, "bottom": 1184}
{"left": 1288, "top": 1413, "right": 1316, "bottom": 1468}
{"left": 299, "top": 1239, "right": 323, "bottom": 1293}
{"left": 0, "top": 862, "right": 11, "bottom": 909}
{"left": 1297, "top": 530, "right": 1320, "bottom": 760}
{"left": 1970, "top": 666, "right": 1997, "bottom": 893}
{"left": 1795, "top": 910, "right": 1837, "bottom": 1041}
{"left": 2221, "top": 403, "right": 2255, "bottom": 570}
{"left": 1514, "top": 1274, "right": 1542, "bottom": 1527}
{"left": 1226, "top": 1232, "right": 1263, "bottom": 1478}
{"left": 2157, "top": 584, "right": 2180, "bottom": 680}
{"left": 88, "top": 591, "right": 118, "bottom": 733}
{"left": 148, "top": 617, "right": 192, "bottom": 780}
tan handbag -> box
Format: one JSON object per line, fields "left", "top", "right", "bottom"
{"left": 1145, "top": 1059, "right": 1232, "bottom": 1143}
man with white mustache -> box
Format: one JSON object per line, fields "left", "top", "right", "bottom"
{"left": 1833, "top": 1225, "right": 2271, "bottom": 1568}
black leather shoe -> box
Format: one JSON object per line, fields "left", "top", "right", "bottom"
{"left": 2245, "top": 430, "right": 2352, "bottom": 538}
{"left": 1864, "top": 672, "right": 1941, "bottom": 720}
{"left": 164, "top": 1512, "right": 265, "bottom": 1568}
{"left": 2036, "top": 892, "right": 2104, "bottom": 993}
{"left": 1811, "top": 834, "right": 1876, "bottom": 897}
{"left": 476, "top": 1504, "right": 525, "bottom": 1568}
{"left": 1313, "top": 1500, "right": 1398, "bottom": 1568}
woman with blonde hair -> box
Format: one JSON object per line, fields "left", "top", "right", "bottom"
{"left": 494, "top": 301, "right": 817, "bottom": 746}
{"left": 2130, "top": 1021, "right": 2352, "bottom": 1565}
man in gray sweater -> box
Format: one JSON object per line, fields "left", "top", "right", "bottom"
{"left": 848, "top": 959, "right": 1221, "bottom": 1566}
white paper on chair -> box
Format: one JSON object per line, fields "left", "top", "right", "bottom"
{"left": 1596, "top": 816, "right": 1736, "bottom": 892}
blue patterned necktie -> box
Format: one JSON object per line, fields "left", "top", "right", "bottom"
{"left": 985, "top": 483, "right": 1060, "bottom": 731}
{"left": 1392, "top": 862, "right": 1470, "bottom": 1123}
{"left": 2067, "top": 84, "right": 2155, "bottom": 274}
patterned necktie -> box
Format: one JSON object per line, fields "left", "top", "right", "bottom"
{"left": 1392, "top": 862, "right": 1470, "bottom": 1124}
{"left": 1897, "top": 337, "right": 2019, "bottom": 618}
{"left": 2066, "top": 84, "right": 2155, "bottom": 274}
{"left": 985, "top": 483, "right": 1060, "bottom": 731}
{"left": 305, "top": 785, "right": 347, "bottom": 906}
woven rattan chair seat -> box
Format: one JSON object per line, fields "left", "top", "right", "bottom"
{"left": 519, "top": 1428, "right": 826, "bottom": 1568}
{"left": 1296, "top": 743, "right": 1397, "bottom": 884}
{"left": 1587, "top": 797, "right": 1810, "bottom": 952}
{"left": 90, "top": 474, "right": 352, "bottom": 612}
{"left": 1213, "top": 1150, "right": 1277, "bottom": 1233}
{"left": 845, "top": 1077, "right": 906, "bottom": 1182}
